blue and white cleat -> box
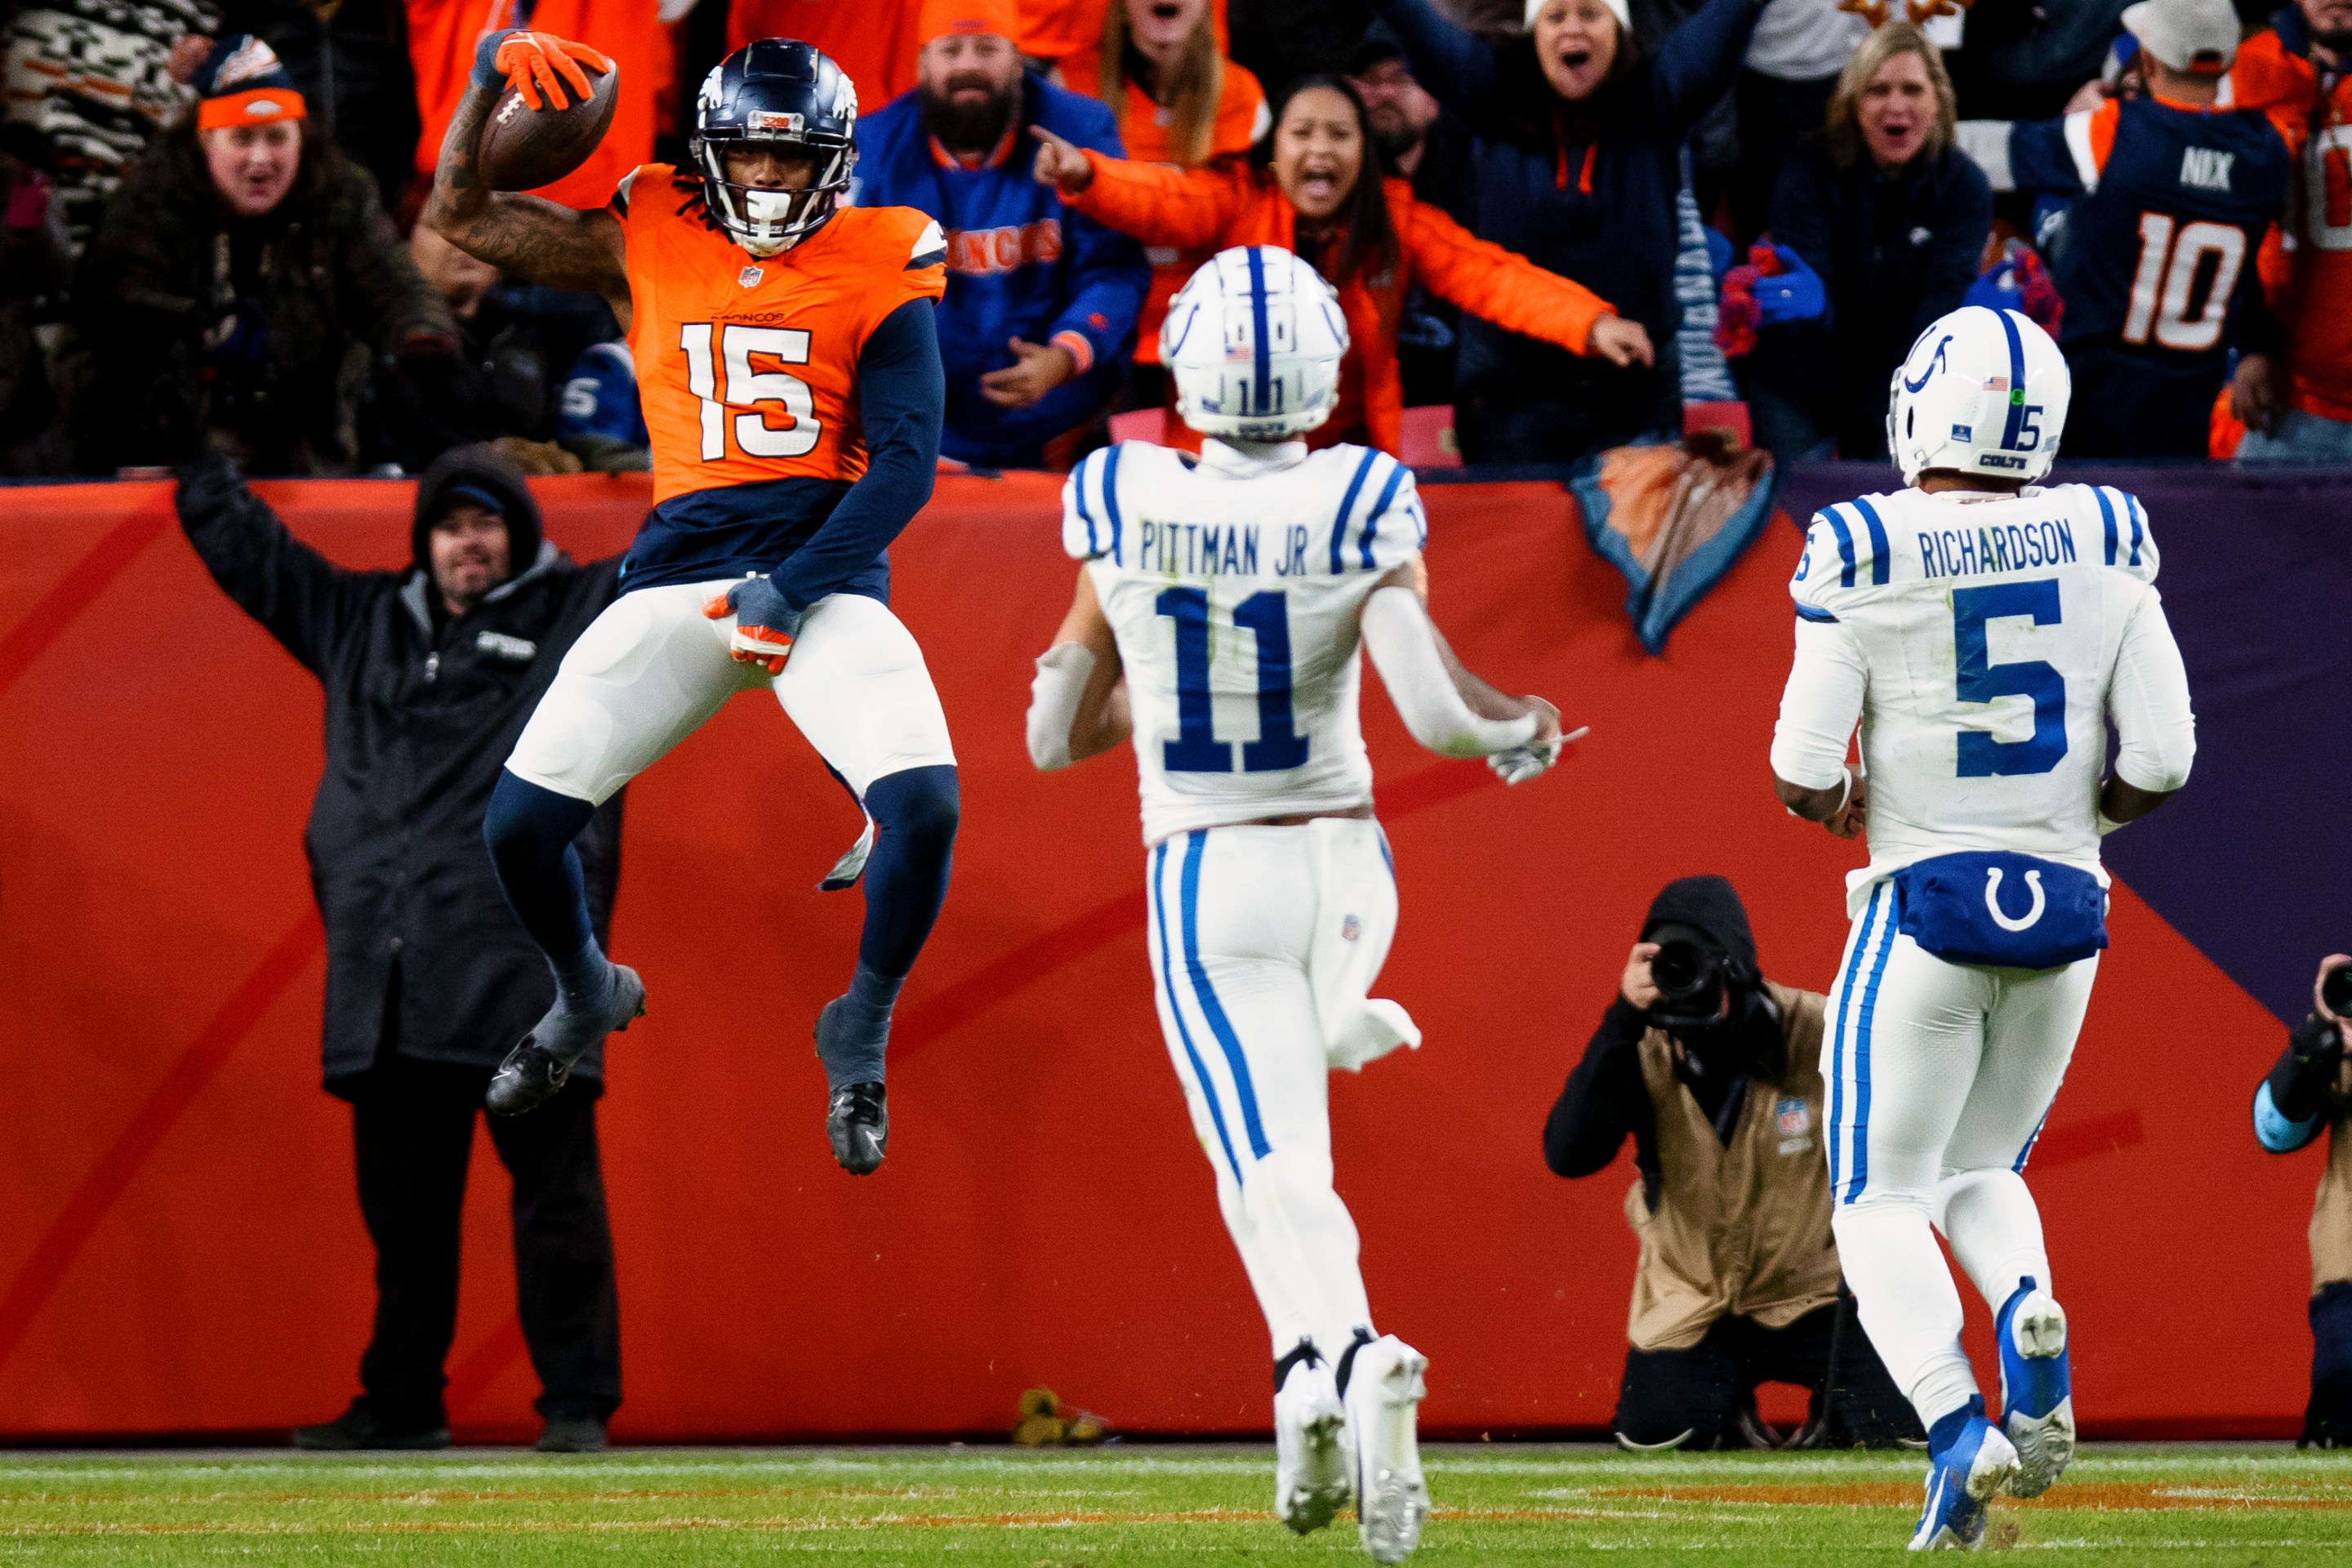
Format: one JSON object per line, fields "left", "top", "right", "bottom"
{"left": 1996, "top": 1276, "right": 2074, "bottom": 1498}
{"left": 1909, "top": 1401, "right": 2017, "bottom": 1551}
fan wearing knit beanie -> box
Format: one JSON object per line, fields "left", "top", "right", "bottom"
{"left": 69, "top": 30, "right": 457, "bottom": 473}
{"left": 1370, "top": 0, "right": 1770, "bottom": 466}
{"left": 190, "top": 34, "right": 310, "bottom": 218}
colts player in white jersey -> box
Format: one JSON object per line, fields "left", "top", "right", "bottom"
{"left": 1770, "top": 306, "right": 2197, "bottom": 1549}
{"left": 1025, "top": 247, "right": 1568, "bottom": 1564}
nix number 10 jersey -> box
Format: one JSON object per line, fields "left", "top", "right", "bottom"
{"left": 1062, "top": 439, "right": 1426, "bottom": 843}
{"left": 1778, "top": 482, "right": 2191, "bottom": 906}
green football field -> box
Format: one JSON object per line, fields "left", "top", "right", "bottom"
{"left": 1, "top": 1444, "right": 2346, "bottom": 1563}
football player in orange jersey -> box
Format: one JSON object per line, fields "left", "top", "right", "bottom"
{"left": 424, "top": 32, "right": 958, "bottom": 1174}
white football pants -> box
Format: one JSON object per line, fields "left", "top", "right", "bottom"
{"left": 1823, "top": 878, "right": 2098, "bottom": 1430}
{"left": 1144, "top": 819, "right": 1422, "bottom": 1362}
{"left": 506, "top": 581, "right": 956, "bottom": 805}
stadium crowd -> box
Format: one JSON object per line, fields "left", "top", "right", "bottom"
{"left": 0, "top": 0, "right": 2346, "bottom": 477}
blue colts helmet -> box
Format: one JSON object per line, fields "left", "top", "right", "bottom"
{"left": 1162, "top": 247, "right": 1350, "bottom": 443}
{"left": 1886, "top": 305, "right": 2071, "bottom": 488}
{"left": 692, "top": 39, "right": 857, "bottom": 256}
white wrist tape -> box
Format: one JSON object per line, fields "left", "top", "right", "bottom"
{"left": 1360, "top": 586, "right": 1539, "bottom": 758}
{"left": 1026, "top": 642, "right": 1095, "bottom": 771}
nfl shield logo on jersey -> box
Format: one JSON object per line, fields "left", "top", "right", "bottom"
{"left": 1775, "top": 1097, "right": 1809, "bottom": 1137}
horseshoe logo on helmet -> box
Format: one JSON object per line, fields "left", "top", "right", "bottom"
{"left": 1984, "top": 867, "right": 2047, "bottom": 933}
{"left": 1900, "top": 334, "right": 1953, "bottom": 394}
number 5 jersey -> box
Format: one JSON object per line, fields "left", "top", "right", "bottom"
{"left": 1063, "top": 439, "right": 1427, "bottom": 844}
{"left": 611, "top": 165, "right": 947, "bottom": 592}
{"left": 1771, "top": 483, "right": 2194, "bottom": 914}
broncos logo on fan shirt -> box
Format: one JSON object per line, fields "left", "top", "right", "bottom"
{"left": 609, "top": 164, "right": 947, "bottom": 590}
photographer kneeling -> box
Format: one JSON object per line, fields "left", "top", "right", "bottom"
{"left": 2254, "top": 954, "right": 2352, "bottom": 1447}
{"left": 1544, "top": 876, "right": 1920, "bottom": 1450}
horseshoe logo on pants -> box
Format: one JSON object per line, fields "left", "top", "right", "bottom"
{"left": 1984, "top": 867, "right": 2046, "bottom": 932}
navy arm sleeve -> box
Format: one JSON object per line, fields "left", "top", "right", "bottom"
{"left": 772, "top": 298, "right": 945, "bottom": 609}
{"left": 1370, "top": 0, "right": 1507, "bottom": 136}
{"left": 1543, "top": 998, "right": 1659, "bottom": 1181}
{"left": 1649, "top": 0, "right": 1766, "bottom": 135}
{"left": 175, "top": 446, "right": 376, "bottom": 676}
{"left": 2007, "top": 116, "right": 2091, "bottom": 196}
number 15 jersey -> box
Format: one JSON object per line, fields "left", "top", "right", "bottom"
{"left": 1062, "top": 439, "right": 1426, "bottom": 844}
{"left": 612, "top": 166, "right": 946, "bottom": 590}
{"left": 1772, "top": 483, "right": 2194, "bottom": 911}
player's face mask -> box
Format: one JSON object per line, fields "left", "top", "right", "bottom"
{"left": 697, "top": 135, "right": 855, "bottom": 256}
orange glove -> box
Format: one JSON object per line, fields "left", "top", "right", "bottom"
{"left": 474, "top": 29, "right": 614, "bottom": 112}
{"left": 702, "top": 578, "right": 803, "bottom": 675}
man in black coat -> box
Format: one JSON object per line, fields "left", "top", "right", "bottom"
{"left": 176, "top": 441, "right": 626, "bottom": 1451}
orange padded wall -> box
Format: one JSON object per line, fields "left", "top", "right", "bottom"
{"left": 0, "top": 472, "right": 2310, "bottom": 1440}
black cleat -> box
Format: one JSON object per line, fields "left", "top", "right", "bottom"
{"left": 293, "top": 1399, "right": 449, "bottom": 1450}
{"left": 827, "top": 1080, "right": 889, "bottom": 1174}
{"left": 487, "top": 964, "right": 646, "bottom": 1116}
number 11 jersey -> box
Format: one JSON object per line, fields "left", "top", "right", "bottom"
{"left": 612, "top": 165, "right": 946, "bottom": 591}
{"left": 1063, "top": 439, "right": 1426, "bottom": 844}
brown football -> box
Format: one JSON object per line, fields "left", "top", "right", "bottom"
{"left": 477, "top": 64, "right": 619, "bottom": 194}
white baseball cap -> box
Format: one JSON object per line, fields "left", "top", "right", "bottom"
{"left": 1526, "top": 0, "right": 1633, "bottom": 36}
{"left": 2121, "top": 0, "right": 2242, "bottom": 74}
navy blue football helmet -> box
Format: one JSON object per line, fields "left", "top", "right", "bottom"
{"left": 691, "top": 39, "right": 857, "bottom": 256}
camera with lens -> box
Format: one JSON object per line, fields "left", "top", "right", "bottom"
{"left": 2325, "top": 963, "right": 2352, "bottom": 1019}
{"left": 1650, "top": 938, "right": 1731, "bottom": 1030}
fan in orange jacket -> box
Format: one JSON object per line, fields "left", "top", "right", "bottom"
{"left": 1055, "top": 0, "right": 1262, "bottom": 368}
{"left": 2225, "top": 1, "right": 2352, "bottom": 455}
{"left": 1033, "top": 73, "right": 1651, "bottom": 457}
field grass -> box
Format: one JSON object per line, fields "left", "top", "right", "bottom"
{"left": 0, "top": 1443, "right": 2346, "bottom": 1564}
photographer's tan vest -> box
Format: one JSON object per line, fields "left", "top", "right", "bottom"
{"left": 1623, "top": 982, "right": 1841, "bottom": 1352}
{"left": 2310, "top": 1057, "right": 2352, "bottom": 1294}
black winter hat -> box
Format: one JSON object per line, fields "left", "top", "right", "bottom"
{"left": 1639, "top": 875, "right": 1760, "bottom": 977}
{"left": 411, "top": 443, "right": 543, "bottom": 572}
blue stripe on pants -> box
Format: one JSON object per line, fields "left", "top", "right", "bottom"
{"left": 1827, "top": 884, "right": 1886, "bottom": 1200}
{"left": 1843, "top": 896, "right": 1901, "bottom": 1204}
{"left": 2012, "top": 1107, "right": 2051, "bottom": 1173}
{"left": 1152, "top": 841, "right": 1242, "bottom": 1183}
{"left": 1180, "top": 829, "right": 1272, "bottom": 1159}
